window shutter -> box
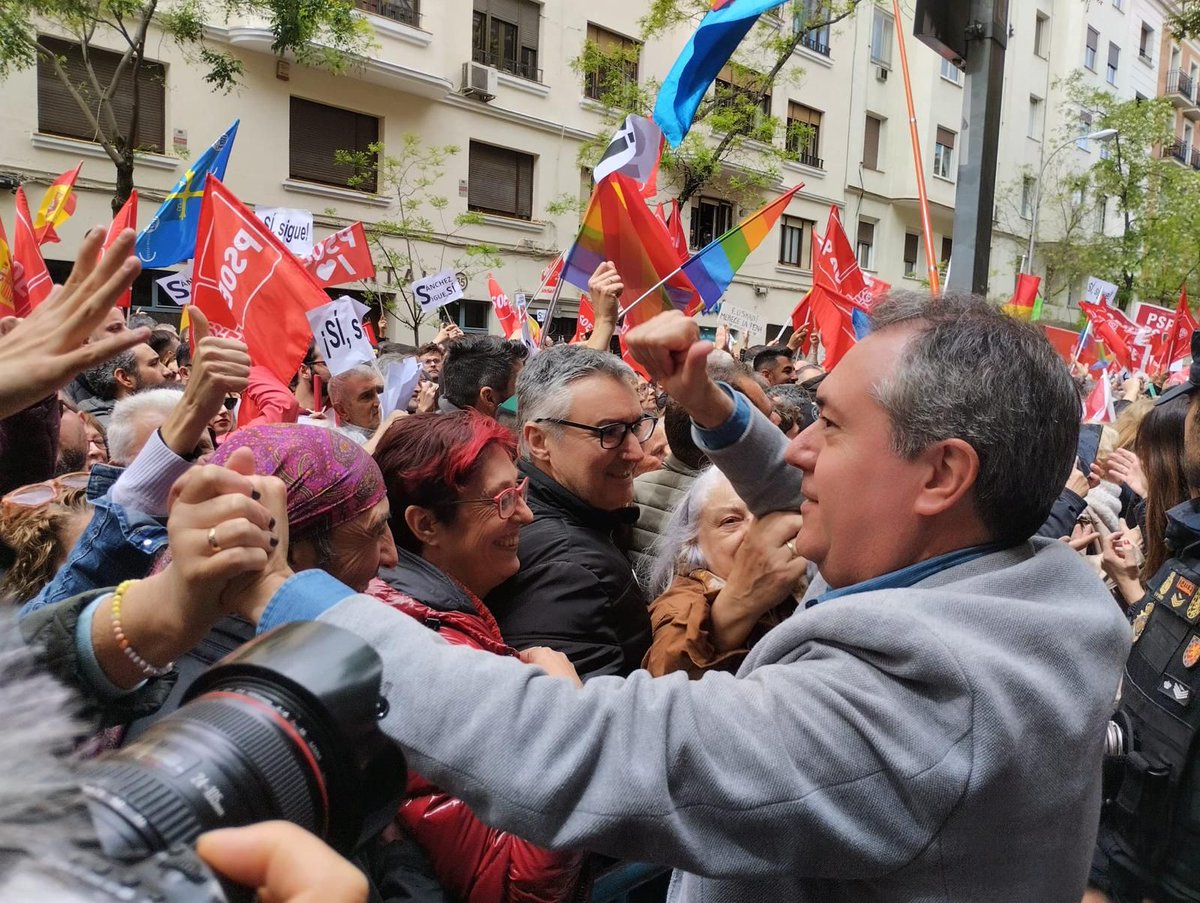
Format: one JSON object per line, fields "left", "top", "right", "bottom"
{"left": 788, "top": 102, "right": 821, "bottom": 127}
{"left": 1108, "top": 43, "right": 1120, "bottom": 68}
{"left": 37, "top": 36, "right": 165, "bottom": 152}
{"left": 1087, "top": 27, "right": 1099, "bottom": 52}
{"left": 936, "top": 127, "right": 955, "bottom": 149}
{"left": 518, "top": 0, "right": 540, "bottom": 51}
{"left": 469, "top": 142, "right": 535, "bottom": 220}
{"left": 857, "top": 220, "right": 874, "bottom": 244}
{"left": 289, "top": 98, "right": 378, "bottom": 192}
{"left": 904, "top": 233, "right": 918, "bottom": 261}
{"left": 863, "top": 115, "right": 881, "bottom": 169}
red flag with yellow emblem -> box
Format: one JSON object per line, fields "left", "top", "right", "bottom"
{"left": 33, "top": 162, "right": 83, "bottom": 245}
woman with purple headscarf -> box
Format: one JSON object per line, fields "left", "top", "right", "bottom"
{"left": 210, "top": 424, "right": 397, "bottom": 592}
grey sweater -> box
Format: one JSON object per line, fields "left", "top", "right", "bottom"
{"left": 300, "top": 399, "right": 1130, "bottom": 901}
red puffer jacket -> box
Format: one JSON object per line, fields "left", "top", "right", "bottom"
{"left": 368, "top": 577, "right": 586, "bottom": 903}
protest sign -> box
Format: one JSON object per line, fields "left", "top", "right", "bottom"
{"left": 304, "top": 223, "right": 375, "bottom": 288}
{"left": 382, "top": 357, "right": 423, "bottom": 416}
{"left": 1131, "top": 301, "right": 1175, "bottom": 336}
{"left": 1085, "top": 276, "right": 1119, "bottom": 306}
{"left": 255, "top": 207, "right": 314, "bottom": 256}
{"left": 411, "top": 269, "right": 464, "bottom": 312}
{"left": 305, "top": 295, "right": 375, "bottom": 376}
{"left": 155, "top": 263, "right": 193, "bottom": 306}
{"left": 718, "top": 302, "right": 765, "bottom": 342}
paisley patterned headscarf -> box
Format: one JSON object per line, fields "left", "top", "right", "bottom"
{"left": 211, "top": 424, "right": 385, "bottom": 541}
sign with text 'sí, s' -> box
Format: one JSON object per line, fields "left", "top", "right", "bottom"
{"left": 306, "top": 295, "right": 375, "bottom": 377}
{"left": 718, "top": 302, "right": 765, "bottom": 342}
{"left": 155, "top": 263, "right": 193, "bottom": 306}
{"left": 411, "top": 269, "right": 464, "bottom": 313}
{"left": 1085, "top": 276, "right": 1119, "bottom": 306}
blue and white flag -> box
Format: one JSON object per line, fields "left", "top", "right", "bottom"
{"left": 136, "top": 120, "right": 239, "bottom": 266}
{"left": 653, "top": 0, "right": 787, "bottom": 147}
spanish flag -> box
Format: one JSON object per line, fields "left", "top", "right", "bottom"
{"left": 33, "top": 162, "right": 83, "bottom": 245}
{"left": 0, "top": 217, "right": 14, "bottom": 316}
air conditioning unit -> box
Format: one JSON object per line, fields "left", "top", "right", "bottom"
{"left": 461, "top": 62, "right": 497, "bottom": 101}
{"left": 876, "top": 66, "right": 889, "bottom": 82}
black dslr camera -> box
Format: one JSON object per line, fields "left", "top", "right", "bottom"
{"left": 33, "top": 621, "right": 406, "bottom": 902}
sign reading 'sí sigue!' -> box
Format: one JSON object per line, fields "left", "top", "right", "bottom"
{"left": 410, "top": 269, "right": 464, "bottom": 312}
{"left": 255, "top": 207, "right": 314, "bottom": 256}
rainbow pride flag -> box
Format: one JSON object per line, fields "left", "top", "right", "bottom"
{"left": 682, "top": 184, "right": 802, "bottom": 312}
{"left": 562, "top": 173, "right": 701, "bottom": 327}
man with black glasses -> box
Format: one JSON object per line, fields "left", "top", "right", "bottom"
{"left": 485, "top": 344, "right": 657, "bottom": 679}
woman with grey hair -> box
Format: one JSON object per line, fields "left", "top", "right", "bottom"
{"left": 642, "top": 467, "right": 808, "bottom": 679}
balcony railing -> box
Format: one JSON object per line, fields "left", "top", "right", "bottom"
{"left": 1169, "top": 138, "right": 1190, "bottom": 164}
{"left": 355, "top": 0, "right": 419, "bottom": 26}
{"left": 798, "top": 32, "right": 831, "bottom": 57}
{"left": 789, "top": 149, "right": 825, "bottom": 169}
{"left": 471, "top": 46, "right": 542, "bottom": 83}
{"left": 1168, "top": 69, "right": 1196, "bottom": 103}
{"left": 1139, "top": 48, "right": 1153, "bottom": 66}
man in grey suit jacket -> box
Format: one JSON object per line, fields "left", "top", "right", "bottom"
{"left": 242, "top": 291, "right": 1131, "bottom": 902}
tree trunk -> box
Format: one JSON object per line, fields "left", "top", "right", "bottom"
{"left": 113, "top": 149, "right": 135, "bottom": 215}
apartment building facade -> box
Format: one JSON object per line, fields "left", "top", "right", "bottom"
{"left": 1, "top": 0, "right": 1193, "bottom": 341}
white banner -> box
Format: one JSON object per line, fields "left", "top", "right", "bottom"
{"left": 1085, "top": 276, "right": 1119, "bottom": 306}
{"left": 718, "top": 302, "right": 765, "bottom": 342}
{"left": 411, "top": 269, "right": 464, "bottom": 313}
{"left": 255, "top": 206, "right": 314, "bottom": 256}
{"left": 306, "top": 295, "right": 374, "bottom": 376}
{"left": 155, "top": 263, "right": 193, "bottom": 306}
{"left": 382, "top": 357, "right": 423, "bottom": 416}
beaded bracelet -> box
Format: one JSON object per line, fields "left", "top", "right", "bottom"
{"left": 111, "top": 579, "right": 174, "bottom": 678}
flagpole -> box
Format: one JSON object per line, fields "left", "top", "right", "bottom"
{"left": 618, "top": 185, "right": 803, "bottom": 320}
{"left": 539, "top": 278, "right": 565, "bottom": 346}
{"left": 892, "top": 0, "right": 940, "bottom": 297}
{"left": 530, "top": 248, "right": 566, "bottom": 301}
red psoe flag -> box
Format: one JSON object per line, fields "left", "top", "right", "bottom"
{"left": 303, "top": 223, "right": 375, "bottom": 288}
{"left": 1166, "top": 286, "right": 1199, "bottom": 369}
{"left": 821, "top": 206, "right": 874, "bottom": 311}
{"left": 1079, "top": 299, "right": 1139, "bottom": 372}
{"left": 1082, "top": 376, "right": 1115, "bottom": 424}
{"left": 101, "top": 190, "right": 138, "bottom": 309}
{"left": 487, "top": 274, "right": 519, "bottom": 338}
{"left": 572, "top": 294, "right": 595, "bottom": 344}
{"left": 12, "top": 187, "right": 53, "bottom": 315}
{"left": 191, "top": 175, "right": 330, "bottom": 385}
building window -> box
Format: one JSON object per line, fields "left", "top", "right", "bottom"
{"left": 1107, "top": 42, "right": 1120, "bottom": 85}
{"left": 794, "top": 0, "right": 831, "bottom": 56}
{"left": 1028, "top": 95, "right": 1044, "bottom": 140}
{"left": 1021, "top": 176, "right": 1037, "bottom": 219}
{"left": 1076, "top": 110, "right": 1094, "bottom": 150}
{"left": 903, "top": 232, "right": 919, "bottom": 278}
{"left": 863, "top": 114, "right": 882, "bottom": 170}
{"left": 472, "top": 0, "right": 541, "bottom": 82}
{"left": 468, "top": 141, "right": 534, "bottom": 220}
{"left": 940, "top": 236, "right": 953, "bottom": 274}
{"left": 37, "top": 36, "right": 166, "bottom": 152}
{"left": 1096, "top": 194, "right": 1107, "bottom": 232}
{"left": 714, "top": 64, "right": 772, "bottom": 138}
{"left": 690, "top": 197, "right": 733, "bottom": 249}
{"left": 940, "top": 58, "right": 962, "bottom": 83}
{"left": 933, "top": 127, "right": 955, "bottom": 179}
{"left": 1034, "top": 12, "right": 1050, "bottom": 58}
{"left": 786, "top": 102, "right": 823, "bottom": 168}
{"left": 870, "top": 8, "right": 893, "bottom": 67}
{"left": 779, "top": 215, "right": 816, "bottom": 269}
{"left": 354, "top": 0, "right": 419, "bottom": 26}
{"left": 856, "top": 220, "right": 875, "bottom": 270}
{"left": 1112, "top": 0, "right": 1123, "bottom": 10}
{"left": 1139, "top": 23, "right": 1154, "bottom": 64}
{"left": 583, "top": 23, "right": 640, "bottom": 101}
{"left": 289, "top": 98, "right": 379, "bottom": 192}
{"left": 1085, "top": 26, "right": 1098, "bottom": 70}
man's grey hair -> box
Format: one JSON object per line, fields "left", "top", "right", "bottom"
{"left": 107, "top": 388, "right": 182, "bottom": 465}
{"left": 868, "top": 290, "right": 1079, "bottom": 544}
{"left": 516, "top": 345, "right": 635, "bottom": 455}
{"left": 328, "top": 362, "right": 382, "bottom": 408}
{"left": 644, "top": 466, "right": 725, "bottom": 597}
{"left": 80, "top": 348, "right": 138, "bottom": 401}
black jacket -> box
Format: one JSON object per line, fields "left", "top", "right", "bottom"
{"left": 486, "top": 461, "right": 651, "bottom": 680}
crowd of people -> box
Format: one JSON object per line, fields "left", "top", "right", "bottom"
{"left": 0, "top": 226, "right": 1193, "bottom": 903}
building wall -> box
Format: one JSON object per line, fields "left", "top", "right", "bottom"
{"left": 0, "top": 0, "right": 1186, "bottom": 344}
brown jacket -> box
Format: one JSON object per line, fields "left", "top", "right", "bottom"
{"left": 642, "top": 569, "right": 798, "bottom": 679}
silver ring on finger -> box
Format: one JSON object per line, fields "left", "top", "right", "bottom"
{"left": 785, "top": 538, "right": 798, "bottom": 557}
{"left": 207, "top": 526, "right": 222, "bottom": 552}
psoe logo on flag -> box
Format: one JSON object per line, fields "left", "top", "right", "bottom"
{"left": 193, "top": 191, "right": 284, "bottom": 326}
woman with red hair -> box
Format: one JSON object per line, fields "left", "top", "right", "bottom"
{"left": 370, "top": 411, "right": 587, "bottom": 903}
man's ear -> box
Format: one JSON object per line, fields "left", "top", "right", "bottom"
{"left": 477, "top": 386, "right": 498, "bottom": 417}
{"left": 404, "top": 505, "right": 441, "bottom": 547}
{"left": 113, "top": 366, "right": 137, "bottom": 392}
{"left": 524, "top": 421, "right": 552, "bottom": 465}
{"left": 913, "top": 438, "right": 980, "bottom": 518}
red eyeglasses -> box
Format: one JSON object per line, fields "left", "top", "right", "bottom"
{"left": 448, "top": 477, "right": 530, "bottom": 520}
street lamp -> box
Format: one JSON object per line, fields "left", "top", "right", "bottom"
{"left": 1025, "top": 128, "right": 1119, "bottom": 275}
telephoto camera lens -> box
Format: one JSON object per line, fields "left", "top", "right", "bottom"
{"left": 80, "top": 621, "right": 406, "bottom": 862}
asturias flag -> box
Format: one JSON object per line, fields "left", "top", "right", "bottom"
{"left": 136, "top": 120, "right": 239, "bottom": 267}
{"left": 653, "top": 0, "right": 788, "bottom": 146}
